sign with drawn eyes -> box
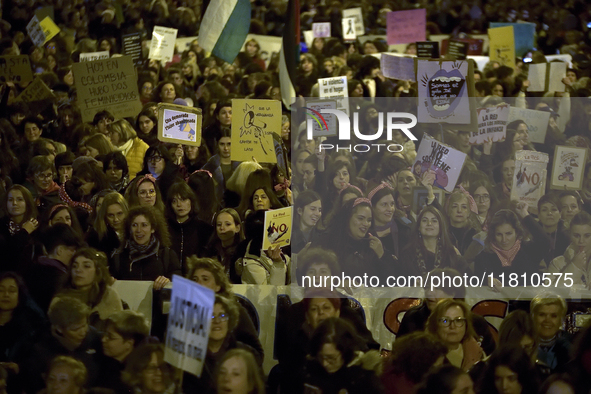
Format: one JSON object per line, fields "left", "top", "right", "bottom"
{"left": 231, "top": 99, "right": 280, "bottom": 163}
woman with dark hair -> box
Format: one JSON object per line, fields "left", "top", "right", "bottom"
{"left": 138, "top": 145, "right": 182, "bottom": 199}
{"left": 122, "top": 344, "right": 175, "bottom": 394}
{"left": 319, "top": 159, "right": 364, "bottom": 217}
{"left": 491, "top": 156, "right": 515, "bottom": 202}
{"left": 135, "top": 108, "right": 159, "bottom": 146}
{"left": 205, "top": 208, "right": 244, "bottom": 282}
{"left": 468, "top": 179, "right": 496, "bottom": 229}
{"left": 43, "top": 203, "right": 84, "bottom": 236}
{"left": 125, "top": 174, "right": 166, "bottom": 212}
{"left": 17, "top": 117, "right": 45, "bottom": 167}
{"left": 292, "top": 190, "right": 322, "bottom": 254}
{"left": 201, "top": 128, "right": 239, "bottom": 202}
{"left": 318, "top": 184, "right": 363, "bottom": 231}
{"left": 202, "top": 100, "right": 232, "bottom": 156}
{"left": 559, "top": 190, "right": 583, "bottom": 228}
{"left": 183, "top": 144, "right": 210, "bottom": 174}
{"left": 186, "top": 171, "right": 219, "bottom": 224}
{"left": 0, "top": 127, "right": 20, "bottom": 184}
{"left": 151, "top": 81, "right": 182, "bottom": 105}
{"left": 71, "top": 162, "right": 110, "bottom": 204}
{"left": 102, "top": 151, "right": 130, "bottom": 193}
{"left": 296, "top": 53, "right": 319, "bottom": 97}
{"left": 478, "top": 347, "right": 539, "bottom": 394}
{"left": 239, "top": 185, "right": 285, "bottom": 220}
{"left": 215, "top": 349, "right": 265, "bottom": 394}
{"left": 537, "top": 194, "right": 569, "bottom": 264}
{"left": 416, "top": 365, "right": 476, "bottom": 394}
{"left": 394, "top": 168, "right": 418, "bottom": 221}
{"left": 165, "top": 181, "right": 213, "bottom": 273}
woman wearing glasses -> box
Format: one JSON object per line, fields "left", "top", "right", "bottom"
{"left": 122, "top": 344, "right": 175, "bottom": 394}
{"left": 124, "top": 175, "right": 165, "bottom": 212}
{"left": 469, "top": 179, "right": 496, "bottom": 229}
{"left": 426, "top": 299, "right": 485, "bottom": 371}
{"left": 138, "top": 145, "right": 182, "bottom": 202}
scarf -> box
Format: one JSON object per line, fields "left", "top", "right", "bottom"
{"left": 117, "top": 137, "right": 134, "bottom": 157}
{"left": 59, "top": 184, "right": 93, "bottom": 213}
{"left": 8, "top": 220, "right": 22, "bottom": 236}
{"left": 491, "top": 239, "right": 522, "bottom": 267}
{"left": 128, "top": 235, "right": 159, "bottom": 263}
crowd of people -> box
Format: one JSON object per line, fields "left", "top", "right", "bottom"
{"left": 1, "top": 0, "right": 591, "bottom": 393}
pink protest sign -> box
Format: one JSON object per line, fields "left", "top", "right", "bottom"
{"left": 386, "top": 9, "right": 426, "bottom": 45}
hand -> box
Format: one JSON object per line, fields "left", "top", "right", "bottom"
{"left": 483, "top": 138, "right": 493, "bottom": 155}
{"left": 110, "top": 276, "right": 117, "bottom": 285}
{"left": 420, "top": 169, "right": 436, "bottom": 187}
{"left": 368, "top": 235, "right": 384, "bottom": 259}
{"left": 265, "top": 245, "right": 283, "bottom": 263}
{"left": 174, "top": 144, "right": 184, "bottom": 164}
{"left": 573, "top": 249, "right": 588, "bottom": 271}
{"left": 515, "top": 202, "right": 529, "bottom": 218}
{"left": 562, "top": 77, "right": 572, "bottom": 87}
{"left": 385, "top": 174, "right": 397, "bottom": 189}
{"left": 315, "top": 145, "right": 326, "bottom": 162}
{"left": 153, "top": 276, "right": 170, "bottom": 290}
{"left": 0, "top": 362, "right": 19, "bottom": 374}
{"left": 22, "top": 218, "right": 39, "bottom": 234}
{"left": 522, "top": 80, "right": 530, "bottom": 90}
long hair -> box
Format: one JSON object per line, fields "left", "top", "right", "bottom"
{"left": 485, "top": 209, "right": 526, "bottom": 250}
{"left": 308, "top": 318, "right": 363, "bottom": 367}
{"left": 215, "top": 349, "right": 265, "bottom": 394}
{"left": 124, "top": 175, "right": 165, "bottom": 212}
{"left": 108, "top": 119, "right": 137, "bottom": 145}
{"left": 44, "top": 203, "right": 83, "bottom": 235}
{"left": 416, "top": 365, "right": 469, "bottom": 394}
{"left": 0, "top": 271, "right": 32, "bottom": 316}
{"left": 479, "top": 346, "right": 539, "bottom": 394}
{"left": 84, "top": 134, "right": 115, "bottom": 156}
{"left": 241, "top": 185, "right": 285, "bottom": 220}
{"left": 207, "top": 208, "right": 244, "bottom": 250}
{"left": 186, "top": 171, "right": 219, "bottom": 224}
{"left": 425, "top": 299, "right": 476, "bottom": 343}
{"left": 60, "top": 247, "right": 111, "bottom": 307}
{"left": 165, "top": 181, "right": 198, "bottom": 221}
{"left": 0, "top": 127, "right": 19, "bottom": 177}
{"left": 125, "top": 206, "right": 171, "bottom": 247}
{"left": 94, "top": 192, "right": 129, "bottom": 241}
{"left": 225, "top": 161, "right": 263, "bottom": 196}
{"left": 445, "top": 191, "right": 481, "bottom": 232}
{"left": 294, "top": 190, "right": 322, "bottom": 229}
{"left": 325, "top": 198, "right": 372, "bottom": 244}
{"left": 4, "top": 184, "right": 38, "bottom": 222}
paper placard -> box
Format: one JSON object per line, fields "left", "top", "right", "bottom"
{"left": 111, "top": 280, "right": 153, "bottom": 326}
{"left": 73, "top": 56, "right": 142, "bottom": 123}
{"left": 14, "top": 77, "right": 56, "bottom": 109}
{"left": 149, "top": 26, "right": 178, "bottom": 62}
{"left": 490, "top": 22, "right": 535, "bottom": 57}
{"left": 164, "top": 275, "right": 214, "bottom": 377}
{"left": 550, "top": 146, "right": 587, "bottom": 190}
{"left": 0, "top": 55, "right": 33, "bottom": 85}
{"left": 448, "top": 40, "right": 469, "bottom": 60}
{"left": 230, "top": 99, "right": 280, "bottom": 163}
{"left": 548, "top": 62, "right": 567, "bottom": 93}
{"left": 157, "top": 103, "right": 203, "bottom": 147}
{"left": 79, "top": 51, "right": 110, "bottom": 62}
{"left": 508, "top": 107, "right": 550, "bottom": 144}
{"left": 342, "top": 17, "right": 357, "bottom": 41}
{"left": 412, "top": 134, "right": 467, "bottom": 192}
{"left": 262, "top": 207, "right": 293, "bottom": 250}
{"left": 318, "top": 76, "right": 349, "bottom": 116}
{"left": 122, "top": 33, "right": 144, "bottom": 66}
{"left": 471, "top": 104, "right": 509, "bottom": 144}
{"left": 381, "top": 53, "right": 415, "bottom": 81}
{"left": 510, "top": 150, "right": 549, "bottom": 206}
{"left": 489, "top": 26, "right": 515, "bottom": 69}
{"left": 312, "top": 23, "right": 331, "bottom": 38}
{"left": 416, "top": 41, "right": 439, "bottom": 58}
{"left": 27, "top": 15, "right": 60, "bottom": 47}
{"left": 528, "top": 63, "right": 547, "bottom": 92}
{"left": 386, "top": 9, "right": 426, "bottom": 45}
{"left": 343, "top": 8, "right": 364, "bottom": 36}
{"left": 39, "top": 17, "right": 60, "bottom": 42}
{"left": 304, "top": 100, "right": 337, "bottom": 137}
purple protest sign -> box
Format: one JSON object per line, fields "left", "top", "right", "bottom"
{"left": 386, "top": 9, "right": 426, "bottom": 45}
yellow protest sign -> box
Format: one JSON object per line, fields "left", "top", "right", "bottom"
{"left": 262, "top": 207, "right": 292, "bottom": 250}
{"left": 230, "top": 99, "right": 280, "bottom": 163}
{"left": 489, "top": 26, "right": 515, "bottom": 69}
{"left": 40, "top": 17, "right": 60, "bottom": 43}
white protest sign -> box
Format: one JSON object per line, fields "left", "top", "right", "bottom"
{"left": 527, "top": 63, "right": 547, "bottom": 92}
{"left": 508, "top": 107, "right": 550, "bottom": 144}
{"left": 305, "top": 100, "right": 337, "bottom": 137}
{"left": 412, "top": 134, "right": 467, "bottom": 193}
{"left": 263, "top": 207, "right": 293, "bottom": 250}
{"left": 343, "top": 8, "right": 364, "bottom": 36}
{"left": 149, "top": 26, "right": 178, "bottom": 62}
{"left": 164, "top": 275, "right": 215, "bottom": 377}
{"left": 471, "top": 104, "right": 509, "bottom": 144}
{"left": 111, "top": 280, "right": 153, "bottom": 326}
{"left": 342, "top": 17, "right": 357, "bottom": 41}
{"left": 303, "top": 30, "right": 314, "bottom": 48}
{"left": 79, "top": 51, "right": 110, "bottom": 62}
{"left": 318, "top": 76, "right": 349, "bottom": 115}
{"left": 26, "top": 16, "right": 46, "bottom": 47}
{"left": 380, "top": 53, "right": 415, "bottom": 81}
{"left": 548, "top": 62, "right": 567, "bottom": 93}
{"left": 510, "top": 150, "right": 548, "bottom": 207}
{"left": 312, "top": 22, "right": 331, "bottom": 38}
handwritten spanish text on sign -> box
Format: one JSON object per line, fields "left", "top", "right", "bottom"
{"left": 381, "top": 53, "right": 416, "bottom": 81}
{"left": 15, "top": 77, "right": 55, "bottom": 110}
{"left": 510, "top": 150, "right": 548, "bottom": 207}
{"left": 386, "top": 9, "right": 426, "bottom": 45}
{"left": 471, "top": 104, "right": 509, "bottom": 144}
{"left": 231, "top": 99, "right": 280, "bottom": 163}
{"left": 73, "top": 56, "right": 142, "bottom": 123}
{"left": 79, "top": 51, "right": 109, "bottom": 62}
{"left": 0, "top": 55, "right": 33, "bottom": 85}
{"left": 149, "top": 26, "right": 178, "bottom": 63}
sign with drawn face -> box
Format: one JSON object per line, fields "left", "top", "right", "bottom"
{"left": 231, "top": 99, "right": 280, "bottom": 163}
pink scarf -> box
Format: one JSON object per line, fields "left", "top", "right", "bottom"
{"left": 491, "top": 239, "right": 522, "bottom": 267}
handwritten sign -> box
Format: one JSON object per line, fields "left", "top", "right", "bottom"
{"left": 14, "top": 77, "right": 55, "bottom": 111}
{"left": 0, "top": 55, "right": 33, "bottom": 85}
{"left": 489, "top": 26, "right": 515, "bottom": 69}
{"left": 490, "top": 22, "right": 535, "bottom": 57}
{"left": 387, "top": 9, "right": 426, "bottom": 45}
{"left": 231, "top": 99, "right": 280, "bottom": 163}
{"left": 343, "top": 8, "right": 364, "bottom": 36}
{"left": 157, "top": 103, "right": 203, "bottom": 147}
{"left": 550, "top": 146, "right": 587, "bottom": 190}
{"left": 508, "top": 107, "right": 550, "bottom": 144}
{"left": 122, "top": 33, "right": 144, "bottom": 66}
{"left": 548, "top": 62, "right": 567, "bottom": 93}
{"left": 148, "top": 26, "right": 178, "bottom": 63}
{"left": 263, "top": 207, "right": 293, "bottom": 250}
{"left": 73, "top": 56, "right": 142, "bottom": 123}
{"left": 416, "top": 41, "right": 439, "bottom": 58}
{"left": 312, "top": 23, "right": 331, "bottom": 38}
{"left": 412, "top": 134, "right": 467, "bottom": 193}
{"left": 471, "top": 104, "right": 509, "bottom": 144}
{"left": 510, "top": 150, "right": 548, "bottom": 206}
{"left": 318, "top": 76, "right": 349, "bottom": 115}
{"left": 164, "top": 275, "right": 214, "bottom": 377}
{"left": 381, "top": 53, "right": 415, "bottom": 81}
{"left": 79, "top": 51, "right": 109, "bottom": 62}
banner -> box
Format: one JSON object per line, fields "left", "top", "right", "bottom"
{"left": 342, "top": 8, "right": 364, "bottom": 36}
{"left": 380, "top": 54, "right": 415, "bottom": 81}
{"left": 230, "top": 99, "right": 280, "bottom": 163}
{"left": 471, "top": 104, "right": 509, "bottom": 144}
{"left": 263, "top": 207, "right": 293, "bottom": 250}
{"left": 312, "top": 22, "right": 330, "bottom": 38}
{"left": 508, "top": 107, "right": 550, "bottom": 144}
{"left": 157, "top": 103, "right": 203, "bottom": 147}
{"left": 550, "top": 146, "right": 588, "bottom": 190}
{"left": 0, "top": 55, "right": 33, "bottom": 85}
{"left": 164, "top": 275, "right": 214, "bottom": 377}
{"left": 79, "top": 51, "right": 109, "bottom": 62}
{"left": 412, "top": 134, "right": 467, "bottom": 192}
{"left": 386, "top": 9, "right": 426, "bottom": 45}
{"left": 73, "top": 56, "right": 142, "bottom": 123}
{"left": 510, "top": 150, "right": 549, "bottom": 207}
{"left": 489, "top": 26, "right": 515, "bottom": 69}
{"left": 149, "top": 26, "right": 178, "bottom": 63}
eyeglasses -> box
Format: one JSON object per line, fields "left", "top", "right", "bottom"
{"left": 438, "top": 317, "right": 467, "bottom": 327}
{"left": 211, "top": 313, "right": 229, "bottom": 322}
{"left": 139, "top": 189, "right": 156, "bottom": 197}
{"left": 317, "top": 352, "right": 341, "bottom": 364}
{"left": 35, "top": 172, "right": 53, "bottom": 180}
{"left": 148, "top": 156, "right": 163, "bottom": 164}
{"left": 473, "top": 194, "right": 490, "bottom": 201}
{"left": 144, "top": 364, "right": 167, "bottom": 374}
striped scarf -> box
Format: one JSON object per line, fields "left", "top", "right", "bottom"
{"left": 491, "top": 239, "right": 522, "bottom": 267}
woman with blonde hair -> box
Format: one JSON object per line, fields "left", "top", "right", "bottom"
{"left": 216, "top": 348, "right": 265, "bottom": 394}
{"left": 107, "top": 119, "right": 149, "bottom": 176}
{"left": 224, "top": 161, "right": 263, "bottom": 208}
{"left": 84, "top": 134, "right": 115, "bottom": 158}
{"left": 87, "top": 192, "right": 129, "bottom": 258}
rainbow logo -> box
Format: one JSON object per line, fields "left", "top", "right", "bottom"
{"left": 303, "top": 107, "right": 329, "bottom": 132}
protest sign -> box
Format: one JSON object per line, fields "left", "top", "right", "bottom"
{"left": 0, "top": 55, "right": 33, "bottom": 85}
{"left": 380, "top": 53, "right": 415, "bottom": 81}
{"left": 343, "top": 8, "right": 364, "bottom": 36}
{"left": 489, "top": 26, "right": 515, "bottom": 69}
{"left": 263, "top": 207, "right": 293, "bottom": 250}
{"left": 40, "top": 17, "right": 60, "bottom": 42}
{"left": 318, "top": 75, "right": 350, "bottom": 115}
{"left": 471, "top": 104, "right": 509, "bottom": 144}
{"left": 122, "top": 33, "right": 144, "bottom": 66}
{"left": 416, "top": 41, "right": 439, "bottom": 58}
{"left": 164, "top": 275, "right": 214, "bottom": 377}
{"left": 508, "top": 107, "right": 550, "bottom": 144}
{"left": 73, "top": 56, "right": 142, "bottom": 123}
{"left": 548, "top": 62, "right": 567, "bottom": 93}
{"left": 412, "top": 186, "right": 444, "bottom": 214}
{"left": 441, "top": 38, "right": 484, "bottom": 56}
{"left": 528, "top": 63, "right": 547, "bottom": 92}
{"left": 149, "top": 26, "right": 178, "bottom": 63}
{"left": 417, "top": 59, "right": 473, "bottom": 125}
{"left": 386, "top": 9, "right": 426, "bottom": 45}
{"left": 490, "top": 22, "right": 535, "bottom": 57}
{"left": 550, "top": 146, "right": 587, "bottom": 190}
{"left": 157, "top": 103, "right": 203, "bottom": 147}
{"left": 510, "top": 150, "right": 548, "bottom": 207}
{"left": 304, "top": 99, "right": 337, "bottom": 137}
{"left": 14, "top": 77, "right": 56, "bottom": 112}
{"left": 28, "top": 16, "right": 60, "bottom": 47}
{"left": 527, "top": 62, "right": 567, "bottom": 92}
{"left": 231, "top": 99, "right": 280, "bottom": 163}
{"left": 112, "top": 280, "right": 153, "bottom": 326}
{"left": 79, "top": 51, "right": 109, "bottom": 62}
{"left": 447, "top": 40, "right": 469, "bottom": 60}
{"left": 312, "top": 22, "right": 331, "bottom": 38}
{"left": 342, "top": 17, "right": 357, "bottom": 41}
{"left": 412, "top": 134, "right": 467, "bottom": 192}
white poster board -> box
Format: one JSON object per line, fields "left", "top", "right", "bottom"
{"left": 149, "top": 26, "right": 178, "bottom": 62}
{"left": 312, "top": 23, "right": 331, "bottom": 38}
{"left": 471, "top": 104, "right": 509, "bottom": 144}
{"left": 508, "top": 107, "right": 550, "bottom": 144}
{"left": 79, "top": 51, "right": 110, "bottom": 62}
{"left": 318, "top": 76, "right": 349, "bottom": 115}
{"left": 343, "top": 8, "right": 364, "bottom": 36}
{"left": 510, "top": 150, "right": 549, "bottom": 207}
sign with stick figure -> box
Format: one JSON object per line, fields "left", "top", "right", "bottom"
{"left": 263, "top": 207, "right": 292, "bottom": 250}
{"left": 231, "top": 99, "right": 280, "bottom": 163}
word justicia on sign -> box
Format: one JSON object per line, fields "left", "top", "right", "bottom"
{"left": 305, "top": 107, "right": 418, "bottom": 152}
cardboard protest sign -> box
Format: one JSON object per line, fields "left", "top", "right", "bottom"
{"left": 386, "top": 9, "right": 426, "bottom": 45}
{"left": 528, "top": 63, "right": 547, "bottom": 92}
{"left": 14, "top": 77, "right": 56, "bottom": 111}
{"left": 0, "top": 55, "right": 33, "bottom": 85}
{"left": 111, "top": 280, "right": 153, "bottom": 326}
{"left": 343, "top": 8, "right": 364, "bottom": 36}
{"left": 231, "top": 99, "right": 280, "bottom": 163}
{"left": 164, "top": 275, "right": 214, "bottom": 377}
{"left": 312, "top": 23, "right": 331, "bottom": 38}
{"left": 381, "top": 53, "right": 415, "bottom": 81}
{"left": 412, "top": 134, "right": 467, "bottom": 193}
{"left": 510, "top": 150, "right": 548, "bottom": 206}
{"left": 263, "top": 207, "right": 293, "bottom": 250}
{"left": 490, "top": 22, "right": 535, "bottom": 57}
{"left": 318, "top": 76, "right": 349, "bottom": 115}
{"left": 304, "top": 100, "right": 337, "bottom": 137}
{"left": 548, "top": 62, "right": 567, "bottom": 93}
{"left": 122, "top": 33, "right": 144, "bottom": 66}
{"left": 489, "top": 26, "right": 515, "bottom": 69}
{"left": 527, "top": 62, "right": 567, "bottom": 92}
{"left": 157, "top": 103, "right": 203, "bottom": 147}
{"left": 342, "top": 17, "right": 357, "bottom": 41}
{"left": 73, "top": 56, "right": 142, "bottom": 123}
{"left": 28, "top": 15, "right": 60, "bottom": 47}
{"left": 417, "top": 59, "right": 473, "bottom": 125}
{"left": 508, "top": 107, "right": 550, "bottom": 144}
{"left": 40, "top": 17, "right": 60, "bottom": 42}
{"left": 79, "top": 51, "right": 109, "bottom": 62}
{"left": 416, "top": 41, "right": 439, "bottom": 58}
{"left": 550, "top": 146, "right": 587, "bottom": 190}
{"left": 471, "top": 104, "right": 509, "bottom": 145}
{"left": 148, "top": 26, "right": 178, "bottom": 63}
{"left": 447, "top": 40, "right": 468, "bottom": 60}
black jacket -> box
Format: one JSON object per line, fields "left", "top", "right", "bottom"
{"left": 111, "top": 244, "right": 182, "bottom": 281}
{"left": 167, "top": 215, "right": 213, "bottom": 274}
